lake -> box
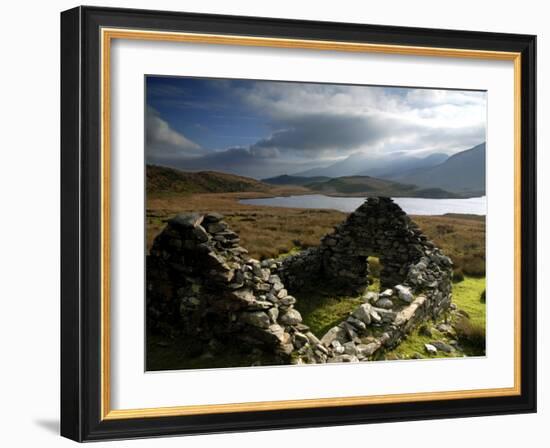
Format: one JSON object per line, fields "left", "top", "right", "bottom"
{"left": 240, "top": 194, "right": 486, "bottom": 215}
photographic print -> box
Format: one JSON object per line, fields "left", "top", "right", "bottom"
{"left": 145, "top": 76, "right": 487, "bottom": 371}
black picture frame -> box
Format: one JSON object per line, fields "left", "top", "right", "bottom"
{"left": 61, "top": 5, "right": 537, "bottom": 442}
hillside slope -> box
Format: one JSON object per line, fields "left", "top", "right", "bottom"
{"left": 262, "top": 174, "right": 331, "bottom": 186}
{"left": 147, "top": 165, "right": 271, "bottom": 194}
{"left": 306, "top": 175, "right": 460, "bottom": 198}
{"left": 295, "top": 152, "right": 449, "bottom": 178}
{"left": 390, "top": 143, "right": 486, "bottom": 195}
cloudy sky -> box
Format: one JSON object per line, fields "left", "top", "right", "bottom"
{"left": 146, "top": 76, "right": 486, "bottom": 179}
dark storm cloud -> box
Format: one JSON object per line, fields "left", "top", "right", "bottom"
{"left": 251, "top": 114, "right": 390, "bottom": 153}
{"left": 163, "top": 146, "right": 320, "bottom": 179}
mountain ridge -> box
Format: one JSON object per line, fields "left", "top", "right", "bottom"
{"left": 388, "top": 143, "right": 486, "bottom": 194}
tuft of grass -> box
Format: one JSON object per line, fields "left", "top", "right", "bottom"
{"left": 452, "top": 268, "right": 465, "bottom": 283}
{"left": 454, "top": 318, "right": 486, "bottom": 353}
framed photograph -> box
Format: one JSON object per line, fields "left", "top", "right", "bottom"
{"left": 60, "top": 6, "right": 536, "bottom": 442}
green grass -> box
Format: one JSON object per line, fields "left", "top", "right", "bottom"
{"left": 384, "top": 276, "right": 486, "bottom": 359}
{"left": 293, "top": 286, "right": 364, "bottom": 337}
{"left": 384, "top": 328, "right": 458, "bottom": 360}
{"left": 451, "top": 276, "right": 486, "bottom": 327}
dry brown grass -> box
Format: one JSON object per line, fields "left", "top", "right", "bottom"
{"left": 147, "top": 192, "right": 485, "bottom": 270}
{"left": 146, "top": 189, "right": 345, "bottom": 260}
{"left": 412, "top": 214, "right": 485, "bottom": 276}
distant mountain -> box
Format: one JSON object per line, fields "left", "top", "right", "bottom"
{"left": 305, "top": 175, "right": 461, "bottom": 198}
{"left": 388, "top": 143, "right": 486, "bottom": 195}
{"left": 294, "top": 152, "right": 449, "bottom": 178}
{"left": 147, "top": 165, "right": 271, "bottom": 194}
{"left": 262, "top": 174, "right": 331, "bottom": 186}
{"left": 358, "top": 152, "right": 449, "bottom": 177}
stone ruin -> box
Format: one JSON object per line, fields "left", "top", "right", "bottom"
{"left": 146, "top": 212, "right": 326, "bottom": 365}
{"left": 146, "top": 197, "right": 453, "bottom": 365}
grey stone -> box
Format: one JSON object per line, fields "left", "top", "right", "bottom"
{"left": 266, "top": 324, "right": 287, "bottom": 344}
{"left": 241, "top": 311, "right": 270, "bottom": 328}
{"left": 191, "top": 225, "right": 209, "bottom": 243}
{"left": 315, "top": 344, "right": 329, "bottom": 355}
{"left": 351, "top": 303, "right": 372, "bottom": 325}
{"left": 343, "top": 341, "right": 357, "bottom": 355}
{"left": 170, "top": 213, "right": 203, "bottom": 229}
{"left": 331, "top": 340, "right": 346, "bottom": 354}
{"left": 369, "top": 309, "right": 382, "bottom": 323}
{"left": 267, "top": 307, "right": 279, "bottom": 323}
{"left": 375, "top": 298, "right": 394, "bottom": 309}
{"left": 371, "top": 307, "right": 396, "bottom": 323}
{"left": 229, "top": 288, "right": 256, "bottom": 305}
{"left": 248, "top": 300, "right": 273, "bottom": 311}
{"left": 306, "top": 332, "right": 321, "bottom": 346}
{"left": 320, "top": 326, "right": 348, "bottom": 346}
{"left": 424, "top": 343, "right": 438, "bottom": 355}
{"left": 379, "top": 289, "right": 394, "bottom": 299}
{"left": 436, "top": 323, "right": 455, "bottom": 336}
{"left": 356, "top": 342, "right": 380, "bottom": 357}
{"left": 206, "top": 221, "right": 228, "bottom": 234}
{"left": 293, "top": 332, "right": 309, "bottom": 348}
{"left": 203, "top": 212, "right": 224, "bottom": 223}
{"left": 431, "top": 340, "right": 455, "bottom": 353}
{"left": 279, "top": 295, "right": 296, "bottom": 306}
{"left": 279, "top": 309, "right": 302, "bottom": 325}
{"left": 346, "top": 316, "right": 367, "bottom": 332}
{"left": 268, "top": 275, "right": 281, "bottom": 284}
{"left": 276, "top": 288, "right": 288, "bottom": 299}
{"left": 363, "top": 291, "right": 378, "bottom": 303}
{"left": 395, "top": 284, "right": 414, "bottom": 303}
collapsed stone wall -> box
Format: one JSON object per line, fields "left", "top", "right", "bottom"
{"left": 146, "top": 213, "right": 328, "bottom": 365}
{"left": 147, "top": 197, "right": 453, "bottom": 365}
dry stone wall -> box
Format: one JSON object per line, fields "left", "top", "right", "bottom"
{"left": 275, "top": 197, "right": 454, "bottom": 361}
{"left": 147, "top": 197, "right": 453, "bottom": 365}
{"left": 146, "top": 212, "right": 327, "bottom": 365}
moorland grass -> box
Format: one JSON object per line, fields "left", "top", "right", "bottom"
{"left": 146, "top": 192, "right": 486, "bottom": 276}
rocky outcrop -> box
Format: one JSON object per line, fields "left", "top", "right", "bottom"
{"left": 147, "top": 197, "right": 453, "bottom": 366}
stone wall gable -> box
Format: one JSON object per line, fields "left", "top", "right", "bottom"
{"left": 279, "top": 197, "right": 438, "bottom": 294}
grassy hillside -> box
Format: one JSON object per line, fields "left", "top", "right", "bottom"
{"left": 147, "top": 165, "right": 271, "bottom": 195}
{"left": 306, "top": 175, "right": 460, "bottom": 198}
{"left": 262, "top": 174, "right": 331, "bottom": 186}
